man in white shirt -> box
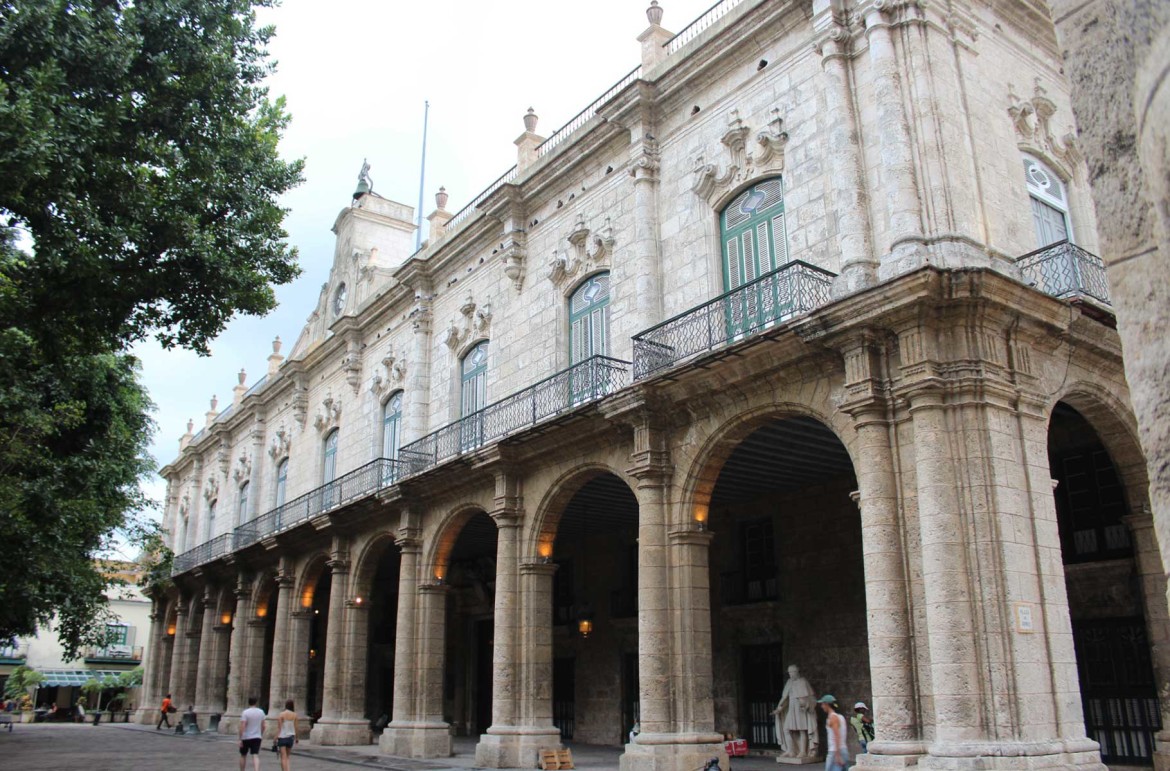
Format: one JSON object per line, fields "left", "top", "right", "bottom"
{"left": 238, "top": 696, "right": 267, "bottom": 771}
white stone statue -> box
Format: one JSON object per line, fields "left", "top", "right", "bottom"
{"left": 773, "top": 665, "right": 819, "bottom": 761}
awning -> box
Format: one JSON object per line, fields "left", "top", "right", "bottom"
{"left": 36, "top": 669, "right": 126, "bottom": 687}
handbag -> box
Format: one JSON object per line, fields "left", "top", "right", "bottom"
{"left": 270, "top": 739, "right": 279, "bottom": 752}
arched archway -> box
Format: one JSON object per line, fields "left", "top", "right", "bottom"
{"left": 253, "top": 574, "right": 280, "bottom": 713}
{"left": 295, "top": 555, "right": 332, "bottom": 724}
{"left": 350, "top": 534, "right": 402, "bottom": 727}
{"left": 1048, "top": 399, "right": 1167, "bottom": 764}
{"left": 688, "top": 412, "right": 865, "bottom": 755}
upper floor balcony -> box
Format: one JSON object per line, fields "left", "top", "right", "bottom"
{"left": 83, "top": 645, "right": 144, "bottom": 664}
{"left": 0, "top": 643, "right": 28, "bottom": 663}
{"left": 1015, "top": 240, "right": 1111, "bottom": 307}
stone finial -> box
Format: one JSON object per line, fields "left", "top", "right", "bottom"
{"left": 268, "top": 335, "right": 285, "bottom": 376}
{"left": 186, "top": 418, "right": 195, "bottom": 435}
{"left": 523, "top": 107, "right": 539, "bottom": 133}
{"left": 237, "top": 368, "right": 247, "bottom": 386}
{"left": 232, "top": 368, "right": 248, "bottom": 406}
{"left": 210, "top": 395, "right": 218, "bottom": 411}
{"left": 205, "top": 395, "right": 219, "bottom": 427}
{"left": 647, "top": 0, "right": 663, "bottom": 26}
{"left": 516, "top": 109, "right": 545, "bottom": 171}
{"left": 436, "top": 186, "right": 449, "bottom": 211}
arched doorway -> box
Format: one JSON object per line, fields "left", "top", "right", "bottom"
{"left": 441, "top": 510, "right": 498, "bottom": 737}
{"left": 699, "top": 415, "right": 866, "bottom": 754}
{"left": 1049, "top": 401, "right": 1162, "bottom": 765}
{"left": 302, "top": 566, "right": 331, "bottom": 723}
{"left": 544, "top": 471, "right": 640, "bottom": 746}
{"left": 255, "top": 576, "right": 279, "bottom": 713}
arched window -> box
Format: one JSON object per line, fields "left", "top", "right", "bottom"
{"left": 205, "top": 499, "right": 217, "bottom": 540}
{"left": 569, "top": 273, "right": 611, "bottom": 364}
{"left": 382, "top": 392, "right": 403, "bottom": 460}
{"left": 720, "top": 178, "right": 787, "bottom": 292}
{"left": 1025, "top": 156, "right": 1072, "bottom": 248}
{"left": 275, "top": 458, "right": 289, "bottom": 507}
{"left": 238, "top": 481, "right": 250, "bottom": 523}
{"left": 461, "top": 341, "right": 489, "bottom": 418}
{"left": 323, "top": 429, "right": 339, "bottom": 484}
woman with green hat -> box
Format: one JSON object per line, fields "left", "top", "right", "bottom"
{"left": 817, "top": 695, "right": 848, "bottom": 771}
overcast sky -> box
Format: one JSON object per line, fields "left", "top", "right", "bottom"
{"left": 130, "top": 0, "right": 718, "bottom": 541}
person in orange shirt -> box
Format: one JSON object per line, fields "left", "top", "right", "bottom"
{"left": 157, "top": 693, "right": 173, "bottom": 730}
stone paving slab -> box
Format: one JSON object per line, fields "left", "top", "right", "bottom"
{"left": 0, "top": 721, "right": 801, "bottom": 771}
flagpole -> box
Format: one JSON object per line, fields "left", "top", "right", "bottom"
{"left": 415, "top": 100, "right": 430, "bottom": 251}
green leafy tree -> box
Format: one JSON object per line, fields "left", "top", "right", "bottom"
{"left": 0, "top": 0, "right": 303, "bottom": 653}
{"left": 2, "top": 665, "right": 44, "bottom": 700}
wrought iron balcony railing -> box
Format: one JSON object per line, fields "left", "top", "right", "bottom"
{"left": 399, "top": 355, "right": 631, "bottom": 475}
{"left": 172, "top": 532, "right": 234, "bottom": 574}
{"left": 232, "top": 457, "right": 407, "bottom": 551}
{"left": 83, "top": 645, "right": 144, "bottom": 662}
{"left": 1015, "top": 240, "right": 1111, "bottom": 305}
{"left": 0, "top": 644, "right": 28, "bottom": 661}
{"left": 632, "top": 260, "right": 835, "bottom": 380}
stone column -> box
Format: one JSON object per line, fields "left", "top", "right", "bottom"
{"left": 819, "top": 23, "right": 877, "bottom": 295}
{"left": 1125, "top": 510, "right": 1170, "bottom": 770}
{"left": 848, "top": 405, "right": 923, "bottom": 764}
{"left": 312, "top": 545, "right": 371, "bottom": 746}
{"left": 222, "top": 578, "right": 255, "bottom": 734}
{"left": 476, "top": 503, "right": 521, "bottom": 766}
{"left": 517, "top": 561, "right": 560, "bottom": 745}
{"left": 284, "top": 609, "right": 313, "bottom": 737}
{"left": 167, "top": 600, "right": 192, "bottom": 707}
{"left": 667, "top": 528, "right": 721, "bottom": 741}
{"left": 382, "top": 538, "right": 451, "bottom": 758}
{"left": 906, "top": 389, "right": 983, "bottom": 753}
{"left": 193, "top": 595, "right": 219, "bottom": 722}
{"left": 265, "top": 566, "right": 296, "bottom": 720}
{"left": 405, "top": 293, "right": 433, "bottom": 444}
{"left": 136, "top": 608, "right": 164, "bottom": 724}
{"left": 864, "top": 4, "right": 925, "bottom": 278}
{"left": 629, "top": 135, "right": 663, "bottom": 337}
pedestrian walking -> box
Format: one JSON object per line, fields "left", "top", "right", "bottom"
{"left": 237, "top": 696, "right": 266, "bottom": 771}
{"left": 276, "top": 699, "right": 298, "bottom": 771}
{"left": 156, "top": 693, "right": 172, "bottom": 729}
{"left": 818, "top": 695, "right": 849, "bottom": 771}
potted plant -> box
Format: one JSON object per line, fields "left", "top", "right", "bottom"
{"left": 3, "top": 665, "right": 44, "bottom": 722}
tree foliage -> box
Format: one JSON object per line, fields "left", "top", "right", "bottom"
{"left": 0, "top": 0, "right": 303, "bottom": 651}
{"left": 3, "top": 665, "right": 44, "bottom": 699}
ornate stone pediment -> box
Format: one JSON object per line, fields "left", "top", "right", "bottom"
{"left": 313, "top": 391, "right": 343, "bottom": 434}
{"left": 1007, "top": 80, "right": 1082, "bottom": 173}
{"left": 548, "top": 214, "right": 615, "bottom": 292}
{"left": 268, "top": 425, "right": 291, "bottom": 461}
{"left": 692, "top": 109, "right": 789, "bottom": 205}
{"left": 444, "top": 293, "right": 492, "bottom": 353}
{"left": 371, "top": 346, "right": 407, "bottom": 398}
{"left": 232, "top": 453, "right": 252, "bottom": 484}
{"left": 203, "top": 475, "right": 221, "bottom": 503}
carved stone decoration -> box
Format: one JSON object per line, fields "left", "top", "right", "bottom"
{"left": 691, "top": 108, "right": 789, "bottom": 205}
{"left": 548, "top": 214, "right": 616, "bottom": 292}
{"left": 444, "top": 292, "right": 492, "bottom": 353}
{"left": 370, "top": 347, "right": 407, "bottom": 398}
{"left": 343, "top": 338, "right": 362, "bottom": 395}
{"left": 1007, "top": 80, "right": 1083, "bottom": 172}
{"left": 313, "top": 391, "right": 343, "bottom": 434}
{"left": 233, "top": 453, "right": 253, "bottom": 484}
{"left": 203, "top": 475, "right": 221, "bottom": 503}
{"left": 291, "top": 377, "right": 309, "bottom": 427}
{"left": 216, "top": 439, "right": 230, "bottom": 476}
{"left": 501, "top": 230, "right": 527, "bottom": 291}
{"left": 410, "top": 293, "right": 433, "bottom": 333}
{"left": 178, "top": 492, "right": 191, "bottom": 520}
{"left": 268, "top": 425, "right": 291, "bottom": 461}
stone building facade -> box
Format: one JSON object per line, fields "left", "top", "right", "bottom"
{"left": 143, "top": 2, "right": 1169, "bottom": 770}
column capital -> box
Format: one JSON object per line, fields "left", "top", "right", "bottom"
{"left": 519, "top": 560, "right": 558, "bottom": 577}
{"left": 327, "top": 557, "right": 351, "bottom": 575}
{"left": 668, "top": 528, "right": 715, "bottom": 547}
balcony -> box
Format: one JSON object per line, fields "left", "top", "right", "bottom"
{"left": 83, "top": 645, "right": 143, "bottom": 664}
{"left": 399, "top": 354, "right": 631, "bottom": 475}
{"left": 1016, "top": 240, "right": 1111, "bottom": 305}
{"left": 0, "top": 643, "right": 28, "bottom": 663}
{"left": 632, "top": 260, "right": 836, "bottom": 380}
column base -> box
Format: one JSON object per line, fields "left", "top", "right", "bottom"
{"left": 380, "top": 720, "right": 452, "bottom": 758}
{"left": 310, "top": 717, "right": 372, "bottom": 746}
{"left": 135, "top": 708, "right": 162, "bottom": 726}
{"left": 218, "top": 713, "right": 240, "bottom": 735}
{"left": 878, "top": 740, "right": 1106, "bottom": 771}
{"left": 475, "top": 727, "right": 562, "bottom": 768}
{"left": 619, "top": 733, "right": 727, "bottom": 771}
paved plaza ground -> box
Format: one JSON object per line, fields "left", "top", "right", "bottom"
{"left": 0, "top": 722, "right": 790, "bottom": 771}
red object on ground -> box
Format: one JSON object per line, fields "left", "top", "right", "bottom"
{"left": 724, "top": 739, "right": 749, "bottom": 757}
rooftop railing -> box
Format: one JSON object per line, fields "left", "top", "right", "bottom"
{"left": 664, "top": 0, "right": 745, "bottom": 54}
{"left": 443, "top": 165, "right": 519, "bottom": 233}
{"left": 399, "top": 355, "right": 631, "bottom": 475}
{"left": 632, "top": 260, "right": 835, "bottom": 380}
{"left": 536, "top": 66, "right": 642, "bottom": 158}
{"left": 1015, "top": 240, "right": 1111, "bottom": 305}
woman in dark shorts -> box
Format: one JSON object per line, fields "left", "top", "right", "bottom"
{"left": 276, "top": 699, "right": 298, "bottom": 771}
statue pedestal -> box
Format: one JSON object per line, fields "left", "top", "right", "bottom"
{"left": 775, "top": 757, "right": 821, "bottom": 766}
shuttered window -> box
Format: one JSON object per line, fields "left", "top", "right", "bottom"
{"left": 382, "top": 391, "right": 403, "bottom": 460}
{"left": 275, "top": 458, "right": 288, "bottom": 507}
{"left": 569, "top": 273, "right": 611, "bottom": 364}
{"left": 461, "top": 341, "right": 489, "bottom": 417}
{"left": 323, "top": 429, "right": 339, "bottom": 484}
{"left": 238, "top": 482, "right": 250, "bottom": 523}
{"left": 1025, "top": 156, "right": 1072, "bottom": 248}
{"left": 720, "top": 178, "right": 787, "bottom": 292}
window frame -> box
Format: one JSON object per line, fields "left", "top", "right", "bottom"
{"left": 238, "top": 481, "right": 250, "bottom": 524}
{"left": 275, "top": 458, "right": 289, "bottom": 508}
{"left": 382, "top": 391, "right": 404, "bottom": 460}
{"left": 322, "top": 429, "right": 339, "bottom": 485}
{"left": 1024, "top": 155, "right": 1074, "bottom": 248}
{"left": 568, "top": 272, "right": 611, "bottom": 365}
